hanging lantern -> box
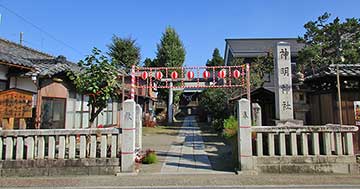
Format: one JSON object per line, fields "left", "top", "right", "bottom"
{"left": 155, "top": 71, "right": 163, "bottom": 80}
{"left": 171, "top": 71, "right": 178, "bottom": 79}
{"left": 187, "top": 71, "right": 194, "bottom": 80}
{"left": 218, "top": 69, "right": 226, "bottom": 79}
{"left": 233, "top": 69, "right": 241, "bottom": 79}
{"left": 203, "top": 70, "right": 210, "bottom": 79}
{"left": 141, "top": 71, "right": 148, "bottom": 80}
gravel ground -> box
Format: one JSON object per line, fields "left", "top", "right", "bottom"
{"left": 139, "top": 124, "right": 182, "bottom": 174}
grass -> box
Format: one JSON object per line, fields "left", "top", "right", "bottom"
{"left": 142, "top": 124, "right": 181, "bottom": 136}
{"left": 142, "top": 151, "right": 158, "bottom": 164}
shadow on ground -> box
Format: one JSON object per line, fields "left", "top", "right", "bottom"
{"left": 198, "top": 122, "right": 237, "bottom": 172}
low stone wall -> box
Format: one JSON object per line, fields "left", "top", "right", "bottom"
{"left": 0, "top": 128, "right": 122, "bottom": 177}
{"left": 254, "top": 156, "right": 358, "bottom": 174}
{"left": 0, "top": 158, "right": 120, "bottom": 177}
{"left": 236, "top": 98, "right": 359, "bottom": 174}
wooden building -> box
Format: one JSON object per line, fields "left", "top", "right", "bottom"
{"left": 0, "top": 38, "right": 154, "bottom": 129}
{"left": 304, "top": 64, "right": 360, "bottom": 153}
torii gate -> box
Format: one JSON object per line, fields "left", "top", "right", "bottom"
{"left": 130, "top": 64, "right": 251, "bottom": 123}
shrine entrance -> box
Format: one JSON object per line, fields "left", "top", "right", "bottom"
{"left": 131, "top": 64, "right": 251, "bottom": 173}
{"left": 133, "top": 64, "right": 251, "bottom": 123}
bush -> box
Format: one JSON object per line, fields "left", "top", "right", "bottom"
{"left": 222, "top": 116, "right": 238, "bottom": 139}
{"left": 142, "top": 149, "right": 158, "bottom": 164}
{"left": 211, "top": 119, "right": 224, "bottom": 131}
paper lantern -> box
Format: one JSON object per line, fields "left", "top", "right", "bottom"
{"left": 218, "top": 69, "right": 226, "bottom": 79}
{"left": 155, "top": 71, "right": 163, "bottom": 80}
{"left": 141, "top": 71, "right": 148, "bottom": 80}
{"left": 187, "top": 71, "right": 194, "bottom": 80}
{"left": 203, "top": 71, "right": 210, "bottom": 79}
{"left": 233, "top": 70, "right": 241, "bottom": 79}
{"left": 171, "top": 71, "right": 178, "bottom": 79}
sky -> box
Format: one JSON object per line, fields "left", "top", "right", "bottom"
{"left": 0, "top": 0, "right": 360, "bottom": 66}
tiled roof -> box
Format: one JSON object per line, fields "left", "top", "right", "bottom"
{"left": 0, "top": 52, "right": 34, "bottom": 68}
{"left": 0, "top": 38, "right": 53, "bottom": 59}
{"left": 225, "top": 38, "right": 305, "bottom": 57}
{"left": 27, "top": 56, "right": 80, "bottom": 77}
{"left": 0, "top": 38, "right": 79, "bottom": 77}
{"left": 304, "top": 64, "right": 360, "bottom": 80}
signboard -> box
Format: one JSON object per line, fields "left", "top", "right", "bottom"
{"left": 0, "top": 89, "right": 33, "bottom": 118}
{"left": 355, "top": 101, "right": 360, "bottom": 126}
{"left": 274, "top": 42, "right": 293, "bottom": 120}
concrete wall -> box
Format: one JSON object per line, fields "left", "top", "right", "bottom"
{"left": 254, "top": 156, "right": 359, "bottom": 174}
{"left": 0, "top": 159, "right": 120, "bottom": 177}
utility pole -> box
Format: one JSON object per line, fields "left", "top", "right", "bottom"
{"left": 19, "top": 32, "right": 23, "bottom": 45}
{"left": 336, "top": 33, "right": 344, "bottom": 126}
{"left": 336, "top": 63, "right": 343, "bottom": 126}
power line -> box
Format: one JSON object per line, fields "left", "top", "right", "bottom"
{"left": 0, "top": 3, "right": 84, "bottom": 56}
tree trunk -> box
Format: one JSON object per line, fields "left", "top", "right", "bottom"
{"left": 89, "top": 104, "right": 104, "bottom": 128}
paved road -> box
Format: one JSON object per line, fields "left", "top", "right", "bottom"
{"left": 2, "top": 174, "right": 360, "bottom": 188}
{"left": 3, "top": 185, "right": 360, "bottom": 189}
{"left": 161, "top": 116, "right": 214, "bottom": 173}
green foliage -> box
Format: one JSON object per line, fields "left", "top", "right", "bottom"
{"left": 68, "top": 48, "right": 120, "bottom": 127}
{"left": 229, "top": 55, "right": 273, "bottom": 88}
{"left": 155, "top": 26, "right": 186, "bottom": 67}
{"left": 142, "top": 150, "right": 158, "bottom": 164}
{"left": 206, "top": 48, "right": 224, "bottom": 67}
{"left": 108, "top": 35, "right": 141, "bottom": 71}
{"left": 199, "top": 88, "right": 229, "bottom": 121}
{"left": 143, "top": 57, "right": 155, "bottom": 67}
{"left": 154, "top": 27, "right": 186, "bottom": 101}
{"left": 222, "top": 116, "right": 238, "bottom": 139}
{"left": 298, "top": 12, "right": 360, "bottom": 71}
{"left": 211, "top": 119, "right": 224, "bottom": 131}
{"left": 250, "top": 54, "right": 274, "bottom": 88}
{"left": 199, "top": 88, "right": 231, "bottom": 131}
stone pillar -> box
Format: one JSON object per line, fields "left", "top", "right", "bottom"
{"left": 274, "top": 42, "right": 294, "bottom": 121}
{"left": 252, "top": 103, "right": 262, "bottom": 126}
{"left": 135, "top": 104, "right": 143, "bottom": 151}
{"left": 168, "top": 82, "right": 173, "bottom": 123}
{"left": 121, "top": 99, "right": 136, "bottom": 172}
{"left": 237, "top": 98, "right": 253, "bottom": 171}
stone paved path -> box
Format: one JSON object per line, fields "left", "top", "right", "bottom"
{"left": 161, "top": 116, "right": 214, "bottom": 173}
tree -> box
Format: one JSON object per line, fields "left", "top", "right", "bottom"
{"left": 155, "top": 26, "right": 186, "bottom": 67}
{"left": 298, "top": 12, "right": 360, "bottom": 71}
{"left": 108, "top": 35, "right": 141, "bottom": 71}
{"left": 154, "top": 27, "right": 186, "bottom": 102}
{"left": 143, "top": 57, "right": 156, "bottom": 67}
{"left": 206, "top": 48, "right": 224, "bottom": 67}
{"left": 68, "top": 48, "right": 120, "bottom": 128}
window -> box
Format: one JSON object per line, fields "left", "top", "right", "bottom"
{"left": 41, "top": 97, "right": 66, "bottom": 129}
{"left": 0, "top": 80, "right": 7, "bottom": 91}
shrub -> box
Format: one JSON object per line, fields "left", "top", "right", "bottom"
{"left": 211, "top": 119, "right": 224, "bottom": 131}
{"left": 142, "top": 149, "right": 158, "bottom": 164}
{"left": 222, "top": 116, "right": 238, "bottom": 139}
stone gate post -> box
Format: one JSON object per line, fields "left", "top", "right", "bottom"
{"left": 135, "top": 104, "right": 143, "bottom": 151}
{"left": 121, "top": 100, "right": 136, "bottom": 172}
{"left": 237, "top": 98, "right": 254, "bottom": 171}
